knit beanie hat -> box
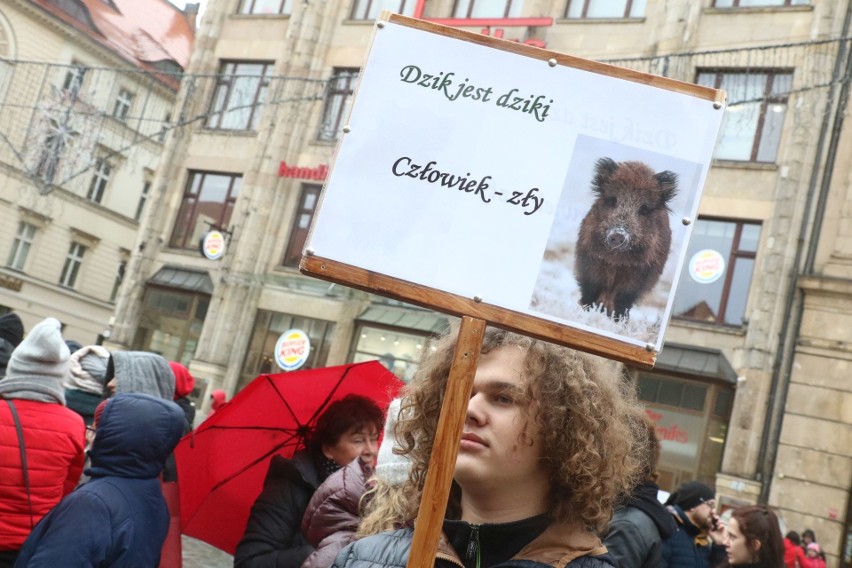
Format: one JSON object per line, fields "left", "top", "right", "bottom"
{"left": 667, "top": 480, "right": 715, "bottom": 511}
{"left": 0, "top": 313, "right": 24, "bottom": 347}
{"left": 375, "top": 398, "right": 412, "bottom": 486}
{"left": 0, "top": 317, "right": 69, "bottom": 404}
{"left": 65, "top": 344, "right": 110, "bottom": 395}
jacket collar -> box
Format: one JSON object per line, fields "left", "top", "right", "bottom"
{"left": 434, "top": 521, "right": 607, "bottom": 568}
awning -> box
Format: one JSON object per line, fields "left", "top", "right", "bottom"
{"left": 356, "top": 305, "right": 449, "bottom": 334}
{"left": 147, "top": 266, "right": 214, "bottom": 294}
{"left": 654, "top": 342, "right": 738, "bottom": 385}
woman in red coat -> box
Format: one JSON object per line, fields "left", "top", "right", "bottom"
{"left": 0, "top": 318, "right": 86, "bottom": 568}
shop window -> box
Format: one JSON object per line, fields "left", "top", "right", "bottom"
{"left": 59, "top": 242, "right": 86, "bottom": 288}
{"left": 133, "top": 287, "right": 209, "bottom": 365}
{"left": 672, "top": 218, "right": 761, "bottom": 326}
{"left": 169, "top": 171, "right": 241, "bottom": 250}
{"left": 351, "top": 325, "right": 431, "bottom": 382}
{"left": 713, "top": 0, "right": 808, "bottom": 6}
{"left": 350, "top": 0, "right": 415, "bottom": 19}
{"left": 453, "top": 0, "right": 522, "bottom": 17}
{"left": 565, "top": 0, "right": 646, "bottom": 18}
{"left": 206, "top": 61, "right": 272, "bottom": 131}
{"left": 237, "top": 310, "right": 336, "bottom": 391}
{"left": 318, "top": 68, "right": 359, "bottom": 141}
{"left": 697, "top": 69, "right": 792, "bottom": 162}
{"left": 7, "top": 221, "right": 36, "bottom": 271}
{"left": 282, "top": 184, "right": 321, "bottom": 267}
{"left": 87, "top": 156, "right": 112, "bottom": 203}
{"left": 113, "top": 87, "right": 134, "bottom": 121}
{"left": 238, "top": 0, "right": 292, "bottom": 14}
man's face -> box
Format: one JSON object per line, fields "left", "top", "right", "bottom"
{"left": 454, "top": 347, "right": 547, "bottom": 494}
{"left": 687, "top": 499, "right": 717, "bottom": 531}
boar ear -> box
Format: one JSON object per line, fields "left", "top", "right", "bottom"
{"left": 655, "top": 170, "right": 678, "bottom": 203}
{"left": 593, "top": 158, "right": 619, "bottom": 194}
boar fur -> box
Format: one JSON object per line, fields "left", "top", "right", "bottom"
{"left": 575, "top": 157, "right": 678, "bottom": 320}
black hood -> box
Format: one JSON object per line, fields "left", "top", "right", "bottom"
{"left": 627, "top": 482, "right": 678, "bottom": 539}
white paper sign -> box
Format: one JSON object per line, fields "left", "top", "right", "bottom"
{"left": 307, "top": 19, "right": 724, "bottom": 351}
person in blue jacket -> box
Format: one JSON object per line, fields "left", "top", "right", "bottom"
{"left": 13, "top": 392, "right": 185, "bottom": 568}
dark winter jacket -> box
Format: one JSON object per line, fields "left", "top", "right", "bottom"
{"left": 660, "top": 505, "right": 726, "bottom": 568}
{"left": 604, "top": 482, "right": 677, "bottom": 568}
{"left": 0, "top": 398, "right": 85, "bottom": 552}
{"left": 235, "top": 451, "right": 324, "bottom": 568}
{"left": 332, "top": 521, "right": 616, "bottom": 568}
{"left": 14, "top": 393, "right": 185, "bottom": 567}
{"left": 301, "top": 458, "right": 371, "bottom": 568}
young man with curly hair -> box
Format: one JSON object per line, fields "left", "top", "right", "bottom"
{"left": 333, "top": 326, "right": 647, "bottom": 568}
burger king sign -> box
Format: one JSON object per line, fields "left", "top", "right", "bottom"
{"left": 274, "top": 329, "right": 311, "bottom": 371}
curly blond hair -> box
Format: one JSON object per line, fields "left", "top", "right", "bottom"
{"left": 356, "top": 478, "right": 415, "bottom": 537}
{"left": 394, "top": 325, "right": 647, "bottom": 531}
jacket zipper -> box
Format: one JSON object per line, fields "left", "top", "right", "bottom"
{"left": 466, "top": 524, "right": 481, "bottom": 568}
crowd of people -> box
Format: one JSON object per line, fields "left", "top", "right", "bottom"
{"left": 0, "top": 313, "right": 823, "bottom": 567}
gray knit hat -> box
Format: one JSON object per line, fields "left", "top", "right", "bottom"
{"left": 0, "top": 317, "right": 69, "bottom": 404}
{"left": 375, "top": 398, "right": 411, "bottom": 486}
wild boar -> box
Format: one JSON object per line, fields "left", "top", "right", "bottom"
{"left": 574, "top": 157, "right": 678, "bottom": 320}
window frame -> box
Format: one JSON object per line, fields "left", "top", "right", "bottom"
{"left": 712, "top": 0, "right": 807, "bottom": 7}
{"left": 59, "top": 242, "right": 86, "bottom": 288}
{"left": 87, "top": 156, "right": 113, "bottom": 203}
{"left": 206, "top": 61, "right": 273, "bottom": 132}
{"left": 169, "top": 171, "right": 241, "bottom": 250}
{"left": 317, "top": 68, "right": 359, "bottom": 142}
{"left": 135, "top": 179, "right": 152, "bottom": 221}
{"left": 350, "top": 0, "right": 416, "bottom": 19}
{"left": 672, "top": 217, "right": 761, "bottom": 327}
{"left": 61, "top": 63, "right": 86, "bottom": 97}
{"left": 237, "top": 0, "right": 292, "bottom": 15}
{"left": 565, "top": 0, "right": 641, "bottom": 18}
{"left": 112, "top": 87, "right": 134, "bottom": 121}
{"left": 282, "top": 184, "right": 322, "bottom": 267}
{"left": 452, "top": 0, "right": 521, "bottom": 18}
{"left": 7, "top": 221, "right": 36, "bottom": 271}
{"left": 697, "top": 68, "right": 793, "bottom": 163}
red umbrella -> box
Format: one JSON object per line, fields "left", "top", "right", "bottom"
{"left": 175, "top": 361, "right": 404, "bottom": 554}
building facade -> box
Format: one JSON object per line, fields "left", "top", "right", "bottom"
{"left": 0, "top": 0, "right": 195, "bottom": 339}
{"left": 108, "top": 0, "right": 852, "bottom": 564}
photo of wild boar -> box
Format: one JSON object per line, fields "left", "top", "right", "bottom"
{"left": 529, "top": 134, "right": 704, "bottom": 345}
{"left": 574, "top": 157, "right": 678, "bottom": 320}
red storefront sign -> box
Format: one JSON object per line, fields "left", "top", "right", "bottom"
{"left": 278, "top": 161, "right": 328, "bottom": 180}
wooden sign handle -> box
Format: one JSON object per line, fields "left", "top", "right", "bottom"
{"left": 407, "top": 315, "right": 486, "bottom": 568}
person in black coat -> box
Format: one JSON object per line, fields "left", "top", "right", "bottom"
{"left": 0, "top": 312, "right": 24, "bottom": 378}
{"left": 234, "top": 395, "right": 384, "bottom": 568}
{"left": 604, "top": 416, "right": 677, "bottom": 568}
{"left": 660, "top": 481, "right": 726, "bottom": 568}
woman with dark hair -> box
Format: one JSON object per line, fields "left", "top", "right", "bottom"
{"left": 235, "top": 394, "right": 384, "bottom": 568}
{"left": 722, "top": 505, "right": 784, "bottom": 567}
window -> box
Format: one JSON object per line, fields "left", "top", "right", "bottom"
{"left": 713, "top": 0, "right": 808, "bottom": 6}
{"left": 110, "top": 260, "right": 126, "bottom": 302}
{"left": 565, "top": 0, "right": 646, "bottom": 18}
{"left": 59, "top": 242, "right": 86, "bottom": 288}
{"left": 238, "top": 0, "right": 292, "bottom": 14}
{"left": 7, "top": 221, "right": 36, "bottom": 271}
{"left": 36, "top": 131, "right": 65, "bottom": 183}
{"left": 113, "top": 88, "right": 134, "bottom": 121}
{"left": 452, "top": 0, "right": 522, "bottom": 17}
{"left": 697, "top": 70, "right": 792, "bottom": 162}
{"left": 159, "top": 113, "right": 171, "bottom": 143}
{"left": 206, "top": 61, "right": 272, "bottom": 131}
{"left": 283, "top": 184, "right": 321, "bottom": 267}
{"left": 87, "top": 157, "right": 112, "bottom": 203}
{"left": 134, "top": 287, "right": 210, "bottom": 365}
{"left": 351, "top": 325, "right": 432, "bottom": 382}
{"left": 61, "top": 63, "right": 86, "bottom": 96}
{"left": 169, "top": 171, "right": 241, "bottom": 249}
{"left": 237, "top": 310, "right": 336, "bottom": 391}
{"left": 350, "top": 0, "right": 416, "bottom": 19}
{"left": 135, "top": 180, "right": 152, "bottom": 221}
{"left": 672, "top": 218, "right": 761, "bottom": 326}
{"left": 318, "top": 69, "right": 359, "bottom": 141}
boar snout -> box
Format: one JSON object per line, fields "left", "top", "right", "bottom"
{"left": 605, "top": 227, "right": 630, "bottom": 250}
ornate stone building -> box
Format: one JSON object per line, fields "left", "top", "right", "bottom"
{"left": 0, "top": 0, "right": 195, "bottom": 339}
{"left": 108, "top": 0, "right": 852, "bottom": 564}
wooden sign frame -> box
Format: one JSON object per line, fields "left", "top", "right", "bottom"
{"left": 300, "top": 12, "right": 725, "bottom": 568}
